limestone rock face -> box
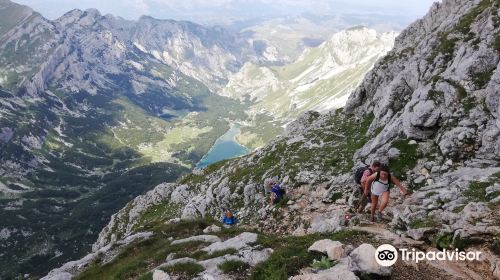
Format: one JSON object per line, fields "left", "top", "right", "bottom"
{"left": 308, "top": 211, "right": 344, "bottom": 234}
{"left": 93, "top": 183, "right": 184, "bottom": 250}
{"left": 345, "top": 0, "right": 500, "bottom": 162}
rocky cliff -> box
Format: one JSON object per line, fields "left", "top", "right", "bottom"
{"left": 44, "top": 0, "right": 500, "bottom": 279}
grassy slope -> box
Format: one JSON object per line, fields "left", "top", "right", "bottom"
{"left": 76, "top": 216, "right": 373, "bottom": 280}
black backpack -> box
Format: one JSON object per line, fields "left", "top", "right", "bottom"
{"left": 354, "top": 166, "right": 371, "bottom": 184}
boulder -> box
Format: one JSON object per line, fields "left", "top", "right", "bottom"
{"left": 403, "top": 98, "right": 441, "bottom": 139}
{"left": 308, "top": 212, "right": 343, "bottom": 234}
{"left": 387, "top": 148, "right": 400, "bottom": 159}
{"left": 152, "top": 269, "right": 171, "bottom": 280}
{"left": 407, "top": 227, "right": 436, "bottom": 241}
{"left": 203, "top": 225, "right": 222, "bottom": 234}
{"left": 239, "top": 248, "right": 274, "bottom": 266}
{"left": 202, "top": 232, "right": 257, "bottom": 254}
{"left": 170, "top": 235, "right": 221, "bottom": 245}
{"left": 308, "top": 240, "right": 345, "bottom": 260}
{"left": 348, "top": 244, "right": 392, "bottom": 276}
{"left": 461, "top": 202, "right": 491, "bottom": 222}
{"left": 164, "top": 257, "right": 197, "bottom": 266}
{"left": 198, "top": 255, "right": 241, "bottom": 272}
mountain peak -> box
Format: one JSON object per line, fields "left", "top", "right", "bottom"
{"left": 84, "top": 8, "right": 101, "bottom": 18}
{"left": 0, "top": 0, "right": 34, "bottom": 29}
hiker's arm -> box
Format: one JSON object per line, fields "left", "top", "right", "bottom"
{"left": 391, "top": 176, "right": 409, "bottom": 196}
{"left": 364, "top": 174, "right": 376, "bottom": 195}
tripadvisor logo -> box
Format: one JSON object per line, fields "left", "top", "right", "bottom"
{"left": 375, "top": 244, "right": 482, "bottom": 267}
{"left": 375, "top": 244, "right": 398, "bottom": 266}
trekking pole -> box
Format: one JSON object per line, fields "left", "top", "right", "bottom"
{"left": 354, "top": 193, "right": 365, "bottom": 213}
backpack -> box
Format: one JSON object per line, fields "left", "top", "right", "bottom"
{"left": 374, "top": 171, "right": 393, "bottom": 188}
{"left": 271, "top": 184, "right": 285, "bottom": 202}
{"left": 354, "top": 166, "right": 371, "bottom": 184}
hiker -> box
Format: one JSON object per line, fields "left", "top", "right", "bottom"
{"left": 264, "top": 177, "right": 278, "bottom": 192}
{"left": 354, "top": 160, "right": 381, "bottom": 213}
{"left": 364, "top": 164, "right": 409, "bottom": 222}
{"left": 270, "top": 182, "right": 285, "bottom": 205}
{"left": 222, "top": 209, "right": 237, "bottom": 225}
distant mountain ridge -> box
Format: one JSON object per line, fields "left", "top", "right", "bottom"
{"left": 221, "top": 27, "right": 396, "bottom": 148}
{"left": 222, "top": 27, "right": 396, "bottom": 116}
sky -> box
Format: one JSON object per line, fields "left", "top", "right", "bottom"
{"left": 14, "top": 0, "right": 438, "bottom": 26}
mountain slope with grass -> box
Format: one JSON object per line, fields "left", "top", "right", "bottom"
{"left": 46, "top": 0, "right": 500, "bottom": 279}
{"left": 0, "top": 0, "right": 267, "bottom": 277}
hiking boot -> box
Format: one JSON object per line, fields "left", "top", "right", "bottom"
{"left": 377, "top": 212, "right": 383, "bottom": 221}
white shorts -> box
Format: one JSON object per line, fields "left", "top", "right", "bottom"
{"left": 371, "top": 180, "right": 389, "bottom": 196}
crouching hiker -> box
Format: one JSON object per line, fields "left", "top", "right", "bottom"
{"left": 364, "top": 164, "right": 410, "bottom": 222}
{"left": 222, "top": 209, "right": 237, "bottom": 226}
{"left": 270, "top": 182, "right": 286, "bottom": 205}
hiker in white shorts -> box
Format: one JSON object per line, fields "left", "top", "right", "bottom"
{"left": 364, "top": 164, "right": 410, "bottom": 222}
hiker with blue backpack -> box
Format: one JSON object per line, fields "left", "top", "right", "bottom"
{"left": 270, "top": 182, "right": 286, "bottom": 205}
{"left": 364, "top": 164, "right": 410, "bottom": 222}
{"left": 222, "top": 209, "right": 238, "bottom": 225}
{"left": 354, "top": 160, "right": 381, "bottom": 213}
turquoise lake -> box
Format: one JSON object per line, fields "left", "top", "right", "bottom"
{"left": 195, "top": 123, "right": 250, "bottom": 169}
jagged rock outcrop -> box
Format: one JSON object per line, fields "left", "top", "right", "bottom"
{"left": 346, "top": 0, "right": 500, "bottom": 162}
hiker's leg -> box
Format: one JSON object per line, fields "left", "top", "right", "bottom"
{"left": 379, "top": 191, "right": 390, "bottom": 212}
{"left": 357, "top": 193, "right": 367, "bottom": 213}
{"left": 370, "top": 194, "right": 378, "bottom": 219}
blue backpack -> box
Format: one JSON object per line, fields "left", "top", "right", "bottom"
{"left": 222, "top": 211, "right": 237, "bottom": 225}
{"left": 271, "top": 184, "right": 285, "bottom": 202}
